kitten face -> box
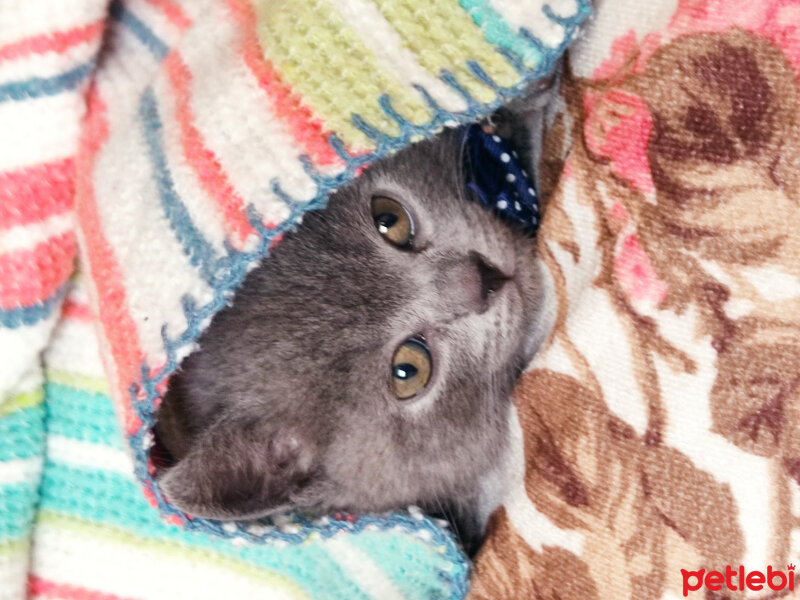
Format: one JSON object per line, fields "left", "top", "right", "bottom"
{"left": 155, "top": 126, "right": 548, "bottom": 546}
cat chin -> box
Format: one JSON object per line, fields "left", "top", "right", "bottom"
{"left": 439, "top": 402, "right": 520, "bottom": 556}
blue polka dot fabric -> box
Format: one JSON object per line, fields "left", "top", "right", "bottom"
{"left": 462, "top": 123, "right": 541, "bottom": 236}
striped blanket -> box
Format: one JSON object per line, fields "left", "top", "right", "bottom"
{"left": 0, "top": 1, "right": 589, "bottom": 598}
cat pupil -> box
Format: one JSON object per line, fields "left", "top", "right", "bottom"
{"left": 375, "top": 213, "right": 398, "bottom": 234}
{"left": 394, "top": 363, "right": 418, "bottom": 380}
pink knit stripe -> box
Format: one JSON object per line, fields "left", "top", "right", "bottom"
{"left": 142, "top": 0, "right": 192, "bottom": 31}
{"left": 0, "top": 159, "right": 74, "bottom": 228}
{"left": 0, "top": 232, "right": 75, "bottom": 308}
{"left": 0, "top": 21, "right": 104, "bottom": 62}
{"left": 226, "top": 0, "right": 344, "bottom": 167}
{"left": 164, "top": 51, "right": 256, "bottom": 246}
{"left": 75, "top": 85, "right": 143, "bottom": 431}
{"left": 62, "top": 298, "right": 92, "bottom": 320}
{"left": 29, "top": 576, "right": 143, "bottom": 600}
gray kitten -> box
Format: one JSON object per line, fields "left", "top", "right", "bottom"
{"left": 155, "top": 83, "right": 557, "bottom": 553}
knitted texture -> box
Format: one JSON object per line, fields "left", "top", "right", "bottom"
{"left": 29, "top": 277, "right": 466, "bottom": 600}
{"left": 0, "top": 1, "right": 589, "bottom": 598}
{"left": 0, "top": 3, "right": 108, "bottom": 597}
{"left": 467, "top": 1, "right": 800, "bottom": 598}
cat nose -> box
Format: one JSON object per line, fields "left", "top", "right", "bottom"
{"left": 472, "top": 251, "right": 511, "bottom": 305}
{"left": 433, "top": 252, "right": 513, "bottom": 315}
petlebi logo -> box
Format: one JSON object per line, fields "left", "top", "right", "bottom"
{"left": 681, "top": 564, "right": 796, "bottom": 596}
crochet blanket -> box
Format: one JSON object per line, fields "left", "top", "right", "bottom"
{"left": 0, "top": 1, "right": 589, "bottom": 598}
{"left": 468, "top": 0, "right": 800, "bottom": 598}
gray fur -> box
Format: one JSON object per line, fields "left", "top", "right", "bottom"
{"left": 155, "top": 87, "right": 555, "bottom": 553}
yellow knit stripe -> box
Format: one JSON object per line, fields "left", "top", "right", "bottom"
{"left": 331, "top": 0, "right": 469, "bottom": 112}
{"left": 36, "top": 512, "right": 312, "bottom": 599}
{"left": 253, "top": 0, "right": 433, "bottom": 149}
{"left": 44, "top": 369, "right": 109, "bottom": 395}
{"left": 0, "top": 537, "right": 28, "bottom": 558}
{"left": 373, "top": 0, "right": 520, "bottom": 103}
{"left": 0, "top": 388, "right": 44, "bottom": 417}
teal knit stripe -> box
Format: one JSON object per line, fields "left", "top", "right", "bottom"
{"left": 40, "top": 462, "right": 167, "bottom": 530}
{"left": 0, "top": 481, "right": 38, "bottom": 539}
{"left": 347, "top": 529, "right": 455, "bottom": 599}
{"left": 40, "top": 373, "right": 460, "bottom": 599}
{"left": 0, "top": 404, "right": 45, "bottom": 461}
{"left": 459, "top": 0, "right": 543, "bottom": 65}
{"left": 44, "top": 383, "right": 123, "bottom": 448}
{"left": 38, "top": 461, "right": 373, "bottom": 598}
{"left": 39, "top": 383, "right": 454, "bottom": 599}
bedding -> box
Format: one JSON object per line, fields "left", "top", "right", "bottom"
{"left": 468, "top": 1, "right": 800, "bottom": 597}
{"left": 0, "top": 1, "right": 588, "bottom": 598}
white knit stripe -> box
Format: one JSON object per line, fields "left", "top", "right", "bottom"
{"left": 0, "top": 1, "right": 105, "bottom": 46}
{"left": 43, "top": 319, "right": 107, "bottom": 380}
{"left": 92, "top": 74, "right": 216, "bottom": 361}
{"left": 177, "top": 0, "right": 318, "bottom": 224}
{"left": 0, "top": 94, "right": 80, "bottom": 172}
{"left": 0, "top": 48, "right": 96, "bottom": 84}
{"left": 489, "top": 0, "right": 571, "bottom": 48}
{"left": 333, "top": 0, "right": 468, "bottom": 113}
{"left": 2, "top": 363, "right": 44, "bottom": 401}
{"left": 0, "top": 457, "right": 43, "bottom": 486}
{"left": 94, "top": 20, "right": 166, "bottom": 116}
{"left": 114, "top": 2, "right": 247, "bottom": 253}
{"left": 0, "top": 548, "right": 28, "bottom": 600}
{"left": 0, "top": 320, "right": 59, "bottom": 402}
{"left": 46, "top": 436, "right": 131, "bottom": 475}
{"left": 63, "top": 274, "right": 90, "bottom": 305}
{"left": 323, "top": 537, "right": 406, "bottom": 600}
{"left": 31, "top": 525, "right": 308, "bottom": 600}
{"left": 152, "top": 79, "right": 233, "bottom": 256}
{"left": 128, "top": 0, "right": 188, "bottom": 45}
{"left": 0, "top": 213, "right": 74, "bottom": 254}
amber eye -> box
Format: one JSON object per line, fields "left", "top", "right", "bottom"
{"left": 371, "top": 196, "right": 414, "bottom": 248}
{"left": 391, "top": 336, "right": 432, "bottom": 400}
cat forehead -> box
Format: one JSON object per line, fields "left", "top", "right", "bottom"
{"left": 251, "top": 127, "right": 522, "bottom": 350}
{"left": 334, "top": 128, "right": 462, "bottom": 200}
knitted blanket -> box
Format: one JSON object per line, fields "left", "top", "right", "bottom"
{"left": 467, "top": 0, "right": 800, "bottom": 598}
{"left": 0, "top": 1, "right": 589, "bottom": 598}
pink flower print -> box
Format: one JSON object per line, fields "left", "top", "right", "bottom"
{"left": 615, "top": 233, "right": 667, "bottom": 305}
{"left": 583, "top": 89, "right": 655, "bottom": 193}
{"left": 592, "top": 29, "right": 663, "bottom": 82}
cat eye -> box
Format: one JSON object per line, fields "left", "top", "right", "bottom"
{"left": 391, "top": 336, "right": 432, "bottom": 400}
{"left": 371, "top": 196, "right": 414, "bottom": 248}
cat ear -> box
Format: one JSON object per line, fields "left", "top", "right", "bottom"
{"left": 157, "top": 412, "right": 319, "bottom": 520}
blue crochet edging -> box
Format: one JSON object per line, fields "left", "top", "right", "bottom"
{"left": 116, "top": 1, "right": 591, "bottom": 597}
